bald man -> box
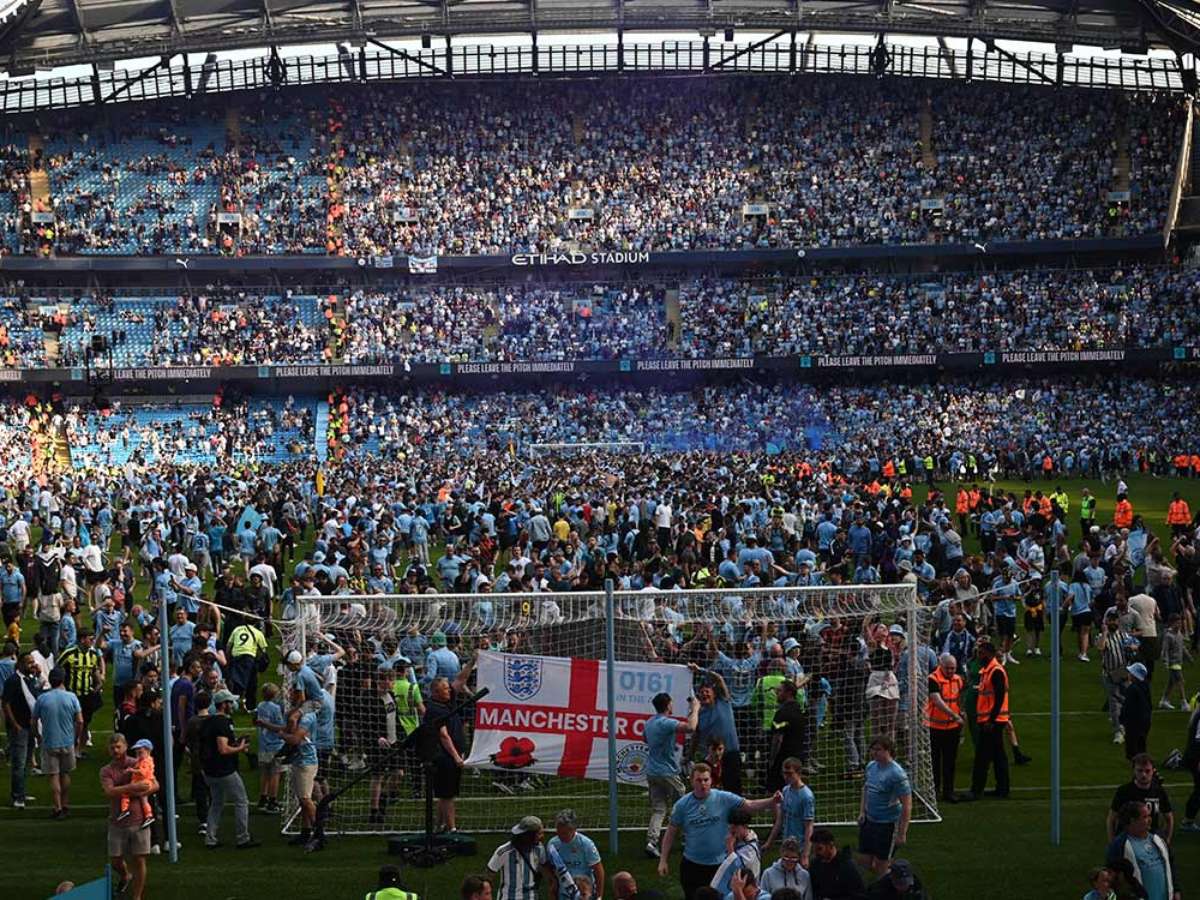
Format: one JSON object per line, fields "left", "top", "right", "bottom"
{"left": 612, "top": 871, "right": 666, "bottom": 900}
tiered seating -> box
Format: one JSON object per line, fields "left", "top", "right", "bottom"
{"left": 0, "top": 300, "right": 46, "bottom": 366}
{"left": 45, "top": 112, "right": 226, "bottom": 255}
{"left": 10, "top": 78, "right": 1183, "bottom": 256}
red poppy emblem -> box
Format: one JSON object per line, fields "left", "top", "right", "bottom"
{"left": 491, "top": 736, "right": 536, "bottom": 769}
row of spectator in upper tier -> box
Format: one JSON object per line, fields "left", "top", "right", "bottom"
{"left": 0, "top": 77, "right": 1181, "bottom": 257}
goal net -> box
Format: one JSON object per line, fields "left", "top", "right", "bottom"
{"left": 274, "top": 584, "right": 937, "bottom": 835}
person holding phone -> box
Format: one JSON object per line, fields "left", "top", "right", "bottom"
{"left": 199, "top": 689, "right": 260, "bottom": 850}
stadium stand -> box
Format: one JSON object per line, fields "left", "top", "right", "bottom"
{"left": 5, "top": 77, "right": 1184, "bottom": 257}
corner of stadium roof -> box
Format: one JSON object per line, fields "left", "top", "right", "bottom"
{"left": 0, "top": 0, "right": 1197, "bottom": 108}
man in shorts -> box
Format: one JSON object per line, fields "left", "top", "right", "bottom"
{"left": 856, "top": 737, "right": 912, "bottom": 875}
{"left": 100, "top": 733, "right": 156, "bottom": 900}
{"left": 279, "top": 686, "right": 321, "bottom": 850}
{"left": 31, "top": 667, "right": 82, "bottom": 818}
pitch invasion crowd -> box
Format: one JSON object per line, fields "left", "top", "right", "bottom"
{"left": 1, "top": 376, "right": 1200, "bottom": 899}
{"left": 5, "top": 77, "right": 1179, "bottom": 257}
{"left": 1, "top": 421, "right": 1199, "bottom": 897}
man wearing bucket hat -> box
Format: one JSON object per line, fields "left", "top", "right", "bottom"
{"left": 1120, "top": 663, "right": 1154, "bottom": 760}
{"left": 488, "top": 815, "right": 552, "bottom": 900}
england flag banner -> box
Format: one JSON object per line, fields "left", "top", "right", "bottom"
{"left": 466, "top": 651, "right": 691, "bottom": 784}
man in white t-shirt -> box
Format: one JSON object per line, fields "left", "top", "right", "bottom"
{"left": 9, "top": 517, "right": 30, "bottom": 553}
{"left": 1128, "top": 592, "right": 1161, "bottom": 679}
{"left": 81, "top": 541, "right": 104, "bottom": 576}
{"left": 166, "top": 549, "right": 190, "bottom": 579}
{"left": 654, "top": 500, "right": 673, "bottom": 551}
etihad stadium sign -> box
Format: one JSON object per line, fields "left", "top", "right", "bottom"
{"left": 510, "top": 251, "right": 651, "bottom": 267}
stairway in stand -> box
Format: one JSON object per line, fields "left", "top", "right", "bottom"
{"left": 665, "top": 288, "right": 681, "bottom": 349}
{"left": 919, "top": 97, "right": 936, "bottom": 171}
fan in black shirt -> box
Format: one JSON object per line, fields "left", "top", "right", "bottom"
{"left": 1107, "top": 753, "right": 1174, "bottom": 843}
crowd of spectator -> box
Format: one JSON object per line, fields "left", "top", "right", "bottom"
{"left": 679, "top": 265, "right": 1200, "bottom": 357}
{"left": 316, "top": 377, "right": 1200, "bottom": 477}
{"left": 0, "top": 77, "right": 1179, "bottom": 257}
{"left": 3, "top": 263, "right": 1200, "bottom": 367}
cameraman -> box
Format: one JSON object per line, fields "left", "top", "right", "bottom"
{"left": 200, "top": 689, "right": 260, "bottom": 850}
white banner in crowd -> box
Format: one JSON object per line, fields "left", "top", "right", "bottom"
{"left": 466, "top": 651, "right": 691, "bottom": 784}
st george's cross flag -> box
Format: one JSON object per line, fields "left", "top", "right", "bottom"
{"left": 465, "top": 651, "right": 691, "bottom": 784}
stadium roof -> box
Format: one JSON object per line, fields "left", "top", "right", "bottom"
{"left": 2, "top": 0, "right": 1200, "bottom": 73}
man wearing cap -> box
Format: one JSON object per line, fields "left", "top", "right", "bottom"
{"left": 199, "top": 689, "right": 259, "bottom": 850}
{"left": 1121, "top": 662, "right": 1154, "bottom": 760}
{"left": 644, "top": 691, "right": 699, "bottom": 859}
{"left": 286, "top": 648, "right": 325, "bottom": 703}
{"left": 423, "top": 631, "right": 461, "bottom": 689}
{"left": 176, "top": 560, "right": 203, "bottom": 621}
{"left": 488, "top": 815, "right": 551, "bottom": 900}
{"left": 548, "top": 808, "right": 604, "bottom": 900}
{"left": 366, "top": 864, "right": 419, "bottom": 900}
{"left": 390, "top": 656, "right": 425, "bottom": 796}
{"left": 865, "top": 859, "right": 926, "bottom": 899}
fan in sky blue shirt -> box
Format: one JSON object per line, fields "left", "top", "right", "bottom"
{"left": 0, "top": 568, "right": 25, "bottom": 604}
{"left": 779, "top": 782, "right": 816, "bottom": 844}
{"left": 863, "top": 758, "right": 912, "bottom": 823}
{"left": 93, "top": 607, "right": 124, "bottom": 644}
{"left": 33, "top": 687, "right": 82, "bottom": 750}
{"left": 153, "top": 571, "right": 178, "bottom": 607}
{"left": 169, "top": 620, "right": 196, "bottom": 667}
{"left": 110, "top": 638, "right": 143, "bottom": 686}
{"left": 237, "top": 527, "right": 257, "bottom": 557}
{"left": 207, "top": 522, "right": 227, "bottom": 554}
{"left": 669, "top": 789, "right": 746, "bottom": 865}
{"left": 547, "top": 830, "right": 602, "bottom": 899}
{"left": 256, "top": 698, "right": 285, "bottom": 754}
{"left": 1067, "top": 580, "right": 1093, "bottom": 617}
{"left": 697, "top": 694, "right": 740, "bottom": 752}
{"left": 990, "top": 575, "right": 1021, "bottom": 619}
{"left": 58, "top": 615, "right": 77, "bottom": 650}
{"left": 410, "top": 516, "right": 430, "bottom": 545}
{"left": 423, "top": 645, "right": 461, "bottom": 686}
{"left": 644, "top": 714, "right": 683, "bottom": 778}
{"left": 295, "top": 663, "right": 324, "bottom": 701}
{"left": 295, "top": 711, "right": 319, "bottom": 766}
{"left": 314, "top": 688, "right": 336, "bottom": 750}
{"left": 713, "top": 652, "right": 761, "bottom": 708}
{"left": 816, "top": 519, "right": 838, "bottom": 552}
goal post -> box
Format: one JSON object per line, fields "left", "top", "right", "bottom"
{"left": 275, "top": 583, "right": 937, "bottom": 835}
